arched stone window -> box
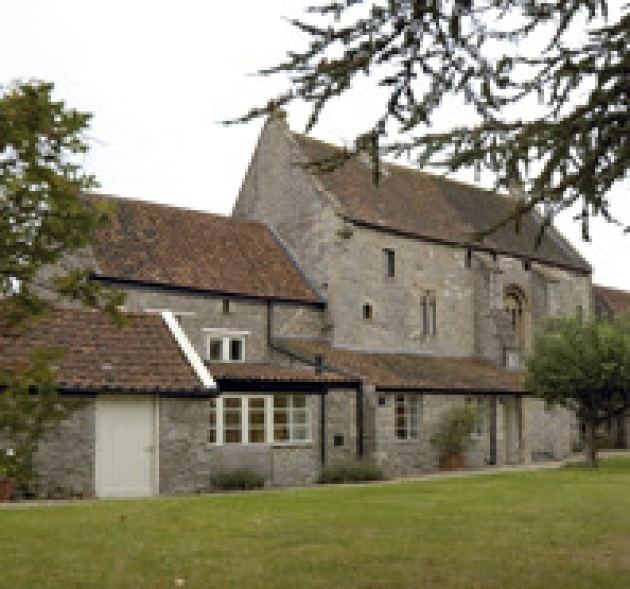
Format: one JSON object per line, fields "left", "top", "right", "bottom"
{"left": 504, "top": 285, "right": 526, "bottom": 344}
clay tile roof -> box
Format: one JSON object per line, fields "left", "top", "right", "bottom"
{"left": 593, "top": 285, "right": 630, "bottom": 319}
{"left": 0, "top": 308, "right": 207, "bottom": 394}
{"left": 294, "top": 134, "right": 590, "bottom": 273}
{"left": 277, "top": 338, "right": 524, "bottom": 393}
{"left": 207, "top": 361, "right": 355, "bottom": 385}
{"left": 88, "top": 195, "right": 321, "bottom": 304}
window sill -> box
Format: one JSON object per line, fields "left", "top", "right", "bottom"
{"left": 206, "top": 441, "right": 313, "bottom": 449}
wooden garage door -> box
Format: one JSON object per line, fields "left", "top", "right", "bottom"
{"left": 95, "top": 397, "right": 158, "bottom": 498}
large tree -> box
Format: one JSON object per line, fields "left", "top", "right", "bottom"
{"left": 526, "top": 316, "right": 630, "bottom": 468}
{"left": 0, "top": 81, "right": 123, "bottom": 489}
{"left": 233, "top": 1, "right": 629, "bottom": 241}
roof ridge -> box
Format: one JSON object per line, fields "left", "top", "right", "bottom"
{"left": 85, "top": 192, "right": 265, "bottom": 228}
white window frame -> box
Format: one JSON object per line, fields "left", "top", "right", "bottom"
{"left": 208, "top": 394, "right": 311, "bottom": 446}
{"left": 395, "top": 395, "right": 421, "bottom": 441}
{"left": 203, "top": 328, "right": 250, "bottom": 363}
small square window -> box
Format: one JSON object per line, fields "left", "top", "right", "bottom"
{"left": 209, "top": 339, "right": 223, "bottom": 361}
{"left": 333, "top": 434, "right": 345, "bottom": 447}
{"left": 383, "top": 249, "right": 396, "bottom": 278}
{"left": 378, "top": 396, "right": 387, "bottom": 406}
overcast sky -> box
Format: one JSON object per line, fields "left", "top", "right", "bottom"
{"left": 2, "top": 1, "right": 628, "bottom": 289}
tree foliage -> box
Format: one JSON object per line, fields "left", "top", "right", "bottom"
{"left": 233, "top": 0, "right": 629, "bottom": 242}
{"left": 526, "top": 316, "right": 630, "bottom": 467}
{"left": 0, "top": 349, "right": 83, "bottom": 487}
{"left": 0, "top": 81, "right": 124, "bottom": 326}
{"left": 0, "top": 81, "right": 124, "bottom": 492}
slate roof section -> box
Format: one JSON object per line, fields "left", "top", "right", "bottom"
{"left": 0, "top": 308, "right": 207, "bottom": 394}
{"left": 88, "top": 195, "right": 321, "bottom": 304}
{"left": 276, "top": 338, "right": 524, "bottom": 393}
{"left": 294, "top": 134, "right": 590, "bottom": 273}
{"left": 208, "top": 361, "right": 355, "bottom": 385}
{"left": 593, "top": 285, "right": 630, "bottom": 319}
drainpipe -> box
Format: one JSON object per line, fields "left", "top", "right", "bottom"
{"left": 320, "top": 387, "right": 327, "bottom": 467}
{"left": 489, "top": 396, "right": 498, "bottom": 465}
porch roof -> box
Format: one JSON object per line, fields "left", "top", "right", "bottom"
{"left": 275, "top": 338, "right": 525, "bottom": 393}
{"left": 0, "top": 308, "right": 208, "bottom": 395}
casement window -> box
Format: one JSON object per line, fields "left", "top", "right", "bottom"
{"left": 274, "top": 394, "right": 309, "bottom": 442}
{"left": 420, "top": 291, "right": 437, "bottom": 338}
{"left": 208, "top": 395, "right": 311, "bottom": 445}
{"left": 383, "top": 248, "right": 396, "bottom": 278}
{"left": 204, "top": 329, "right": 249, "bottom": 362}
{"left": 395, "top": 395, "right": 421, "bottom": 440}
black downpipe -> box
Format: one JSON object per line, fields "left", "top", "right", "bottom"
{"left": 356, "top": 387, "right": 364, "bottom": 459}
{"left": 320, "top": 390, "right": 327, "bottom": 467}
{"left": 490, "top": 396, "right": 498, "bottom": 465}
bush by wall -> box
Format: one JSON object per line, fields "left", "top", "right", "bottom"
{"left": 210, "top": 469, "right": 265, "bottom": 491}
{"left": 318, "top": 461, "right": 384, "bottom": 484}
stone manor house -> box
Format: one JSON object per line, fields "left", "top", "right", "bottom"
{"left": 2, "top": 114, "right": 628, "bottom": 498}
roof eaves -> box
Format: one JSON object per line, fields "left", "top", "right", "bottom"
{"left": 344, "top": 216, "right": 592, "bottom": 274}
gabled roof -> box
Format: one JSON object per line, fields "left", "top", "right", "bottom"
{"left": 0, "top": 308, "right": 207, "bottom": 394}
{"left": 276, "top": 338, "right": 524, "bottom": 393}
{"left": 593, "top": 285, "right": 630, "bottom": 319}
{"left": 88, "top": 195, "right": 321, "bottom": 304}
{"left": 294, "top": 134, "right": 590, "bottom": 273}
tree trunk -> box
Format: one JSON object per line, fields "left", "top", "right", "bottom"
{"left": 584, "top": 420, "right": 598, "bottom": 468}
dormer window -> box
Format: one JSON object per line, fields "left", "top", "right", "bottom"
{"left": 204, "top": 329, "right": 249, "bottom": 362}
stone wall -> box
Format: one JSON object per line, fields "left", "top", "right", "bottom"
{"left": 159, "top": 394, "right": 323, "bottom": 493}
{"left": 523, "top": 397, "right": 572, "bottom": 462}
{"left": 120, "top": 286, "right": 326, "bottom": 363}
{"left": 234, "top": 116, "right": 340, "bottom": 295}
{"left": 329, "top": 226, "right": 476, "bottom": 356}
{"left": 369, "top": 393, "right": 493, "bottom": 478}
{"left": 325, "top": 388, "right": 358, "bottom": 465}
{"left": 31, "top": 400, "right": 96, "bottom": 498}
{"left": 366, "top": 392, "right": 562, "bottom": 478}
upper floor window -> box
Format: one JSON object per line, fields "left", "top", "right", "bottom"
{"left": 395, "top": 395, "right": 421, "bottom": 440}
{"left": 222, "top": 299, "right": 231, "bottom": 314}
{"left": 363, "top": 302, "right": 373, "bottom": 321}
{"left": 204, "top": 329, "right": 249, "bottom": 362}
{"left": 504, "top": 285, "right": 525, "bottom": 343}
{"left": 420, "top": 291, "right": 437, "bottom": 338}
{"left": 383, "top": 248, "right": 396, "bottom": 278}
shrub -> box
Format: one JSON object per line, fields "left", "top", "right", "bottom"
{"left": 318, "top": 461, "right": 384, "bottom": 484}
{"left": 210, "top": 469, "right": 265, "bottom": 491}
{"left": 430, "top": 405, "right": 478, "bottom": 458}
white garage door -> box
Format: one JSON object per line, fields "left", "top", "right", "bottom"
{"left": 95, "top": 397, "right": 158, "bottom": 498}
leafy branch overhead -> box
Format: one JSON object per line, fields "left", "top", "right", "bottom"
{"left": 232, "top": 1, "right": 629, "bottom": 242}
{"left": 0, "top": 81, "right": 125, "bottom": 326}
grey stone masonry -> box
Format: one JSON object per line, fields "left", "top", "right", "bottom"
{"left": 119, "top": 286, "right": 328, "bottom": 364}
{"left": 159, "top": 394, "right": 322, "bottom": 494}
{"left": 32, "top": 400, "right": 96, "bottom": 498}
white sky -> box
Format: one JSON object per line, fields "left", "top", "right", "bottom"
{"left": 2, "top": 1, "right": 628, "bottom": 289}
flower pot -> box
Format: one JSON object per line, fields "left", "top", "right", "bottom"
{"left": 439, "top": 453, "right": 465, "bottom": 470}
{"left": 0, "top": 478, "right": 15, "bottom": 502}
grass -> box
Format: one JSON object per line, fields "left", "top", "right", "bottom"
{"left": 2, "top": 460, "right": 630, "bottom": 589}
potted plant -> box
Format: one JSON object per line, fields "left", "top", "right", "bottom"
{"left": 430, "top": 406, "right": 478, "bottom": 470}
{"left": 0, "top": 449, "right": 17, "bottom": 502}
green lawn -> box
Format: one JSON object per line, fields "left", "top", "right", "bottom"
{"left": 2, "top": 460, "right": 630, "bottom": 589}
